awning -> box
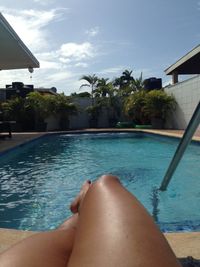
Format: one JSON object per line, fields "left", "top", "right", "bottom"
{"left": 165, "top": 45, "right": 200, "bottom": 75}
{"left": 0, "top": 12, "right": 39, "bottom": 71}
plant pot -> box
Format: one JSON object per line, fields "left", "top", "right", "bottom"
{"left": 151, "top": 118, "right": 164, "bottom": 129}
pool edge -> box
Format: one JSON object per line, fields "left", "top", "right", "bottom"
{"left": 0, "top": 129, "right": 199, "bottom": 157}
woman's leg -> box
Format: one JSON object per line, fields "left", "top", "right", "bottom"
{"left": 0, "top": 215, "right": 77, "bottom": 267}
{"left": 0, "top": 181, "right": 91, "bottom": 267}
{"left": 68, "top": 175, "right": 181, "bottom": 267}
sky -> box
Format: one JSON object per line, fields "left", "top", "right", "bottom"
{"left": 0, "top": 0, "right": 200, "bottom": 95}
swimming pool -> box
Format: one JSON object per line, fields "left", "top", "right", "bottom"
{"left": 0, "top": 132, "right": 199, "bottom": 232}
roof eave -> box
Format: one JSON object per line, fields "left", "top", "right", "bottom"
{"left": 0, "top": 12, "right": 40, "bottom": 70}
{"left": 165, "top": 44, "right": 200, "bottom": 75}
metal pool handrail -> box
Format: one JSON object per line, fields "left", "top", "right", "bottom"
{"left": 160, "top": 101, "right": 200, "bottom": 191}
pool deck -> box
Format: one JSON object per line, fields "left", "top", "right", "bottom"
{"left": 0, "top": 129, "right": 200, "bottom": 261}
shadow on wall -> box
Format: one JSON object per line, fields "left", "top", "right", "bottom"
{"left": 165, "top": 104, "right": 187, "bottom": 129}
{"left": 179, "top": 256, "right": 200, "bottom": 267}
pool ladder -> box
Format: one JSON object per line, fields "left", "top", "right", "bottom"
{"left": 160, "top": 101, "right": 200, "bottom": 191}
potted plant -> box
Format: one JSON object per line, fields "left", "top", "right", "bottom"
{"left": 144, "top": 90, "right": 176, "bottom": 129}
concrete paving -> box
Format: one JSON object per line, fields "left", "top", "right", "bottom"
{"left": 0, "top": 132, "right": 45, "bottom": 154}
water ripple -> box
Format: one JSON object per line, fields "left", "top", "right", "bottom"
{"left": 0, "top": 133, "right": 199, "bottom": 231}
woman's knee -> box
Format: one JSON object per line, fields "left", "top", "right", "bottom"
{"left": 82, "top": 175, "right": 121, "bottom": 200}
{"left": 95, "top": 174, "right": 120, "bottom": 186}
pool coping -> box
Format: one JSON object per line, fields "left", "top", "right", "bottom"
{"left": 0, "top": 129, "right": 200, "bottom": 156}
{"left": 0, "top": 129, "right": 199, "bottom": 259}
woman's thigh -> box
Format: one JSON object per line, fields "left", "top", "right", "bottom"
{"left": 68, "top": 175, "right": 181, "bottom": 267}
{"left": 0, "top": 215, "right": 78, "bottom": 267}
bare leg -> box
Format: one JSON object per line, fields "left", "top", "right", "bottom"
{"left": 0, "top": 181, "right": 91, "bottom": 267}
{"left": 68, "top": 175, "right": 181, "bottom": 267}
{"left": 70, "top": 180, "right": 91, "bottom": 214}
{"left": 0, "top": 216, "right": 77, "bottom": 267}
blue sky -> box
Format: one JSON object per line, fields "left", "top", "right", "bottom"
{"left": 0, "top": 0, "right": 199, "bottom": 94}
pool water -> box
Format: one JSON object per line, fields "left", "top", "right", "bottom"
{"left": 0, "top": 133, "right": 199, "bottom": 231}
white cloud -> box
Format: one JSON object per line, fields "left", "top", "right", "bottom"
{"left": 0, "top": 69, "right": 37, "bottom": 87}
{"left": 0, "top": 7, "right": 98, "bottom": 94}
{"left": 1, "top": 6, "right": 67, "bottom": 52}
{"left": 59, "top": 58, "right": 71, "bottom": 64}
{"left": 36, "top": 41, "right": 95, "bottom": 67}
{"left": 33, "top": 0, "right": 55, "bottom": 5}
{"left": 85, "top": 27, "right": 99, "bottom": 37}
{"left": 75, "top": 62, "right": 88, "bottom": 68}
{"left": 60, "top": 42, "right": 95, "bottom": 61}
{"left": 97, "top": 66, "right": 124, "bottom": 75}
{"left": 39, "top": 60, "right": 62, "bottom": 69}
{"left": 35, "top": 51, "right": 59, "bottom": 61}
{"left": 47, "top": 71, "right": 74, "bottom": 82}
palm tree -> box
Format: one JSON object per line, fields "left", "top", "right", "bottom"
{"left": 80, "top": 74, "right": 98, "bottom": 105}
{"left": 94, "top": 78, "right": 111, "bottom": 97}
{"left": 113, "top": 77, "right": 124, "bottom": 89}
{"left": 131, "top": 72, "right": 144, "bottom": 91}
{"left": 95, "top": 80, "right": 120, "bottom": 126}
{"left": 121, "top": 69, "right": 134, "bottom": 86}
{"left": 113, "top": 69, "right": 134, "bottom": 97}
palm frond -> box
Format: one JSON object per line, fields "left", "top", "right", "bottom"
{"left": 80, "top": 83, "right": 90, "bottom": 89}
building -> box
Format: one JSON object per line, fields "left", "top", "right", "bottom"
{"left": 0, "top": 12, "right": 39, "bottom": 71}
{"left": 164, "top": 45, "right": 200, "bottom": 131}
{"left": 0, "top": 82, "right": 57, "bottom": 101}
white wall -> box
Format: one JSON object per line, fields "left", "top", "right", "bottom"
{"left": 165, "top": 75, "right": 200, "bottom": 130}
{"left": 45, "top": 97, "right": 110, "bottom": 130}
{"left": 69, "top": 97, "right": 110, "bottom": 129}
{"left": 45, "top": 115, "right": 60, "bottom": 131}
{"left": 69, "top": 97, "right": 91, "bottom": 129}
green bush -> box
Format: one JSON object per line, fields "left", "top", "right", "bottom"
{"left": 0, "top": 92, "right": 77, "bottom": 131}
{"left": 123, "top": 90, "right": 149, "bottom": 124}
{"left": 144, "top": 90, "right": 176, "bottom": 120}
{"left": 123, "top": 90, "right": 176, "bottom": 126}
{"left": 1, "top": 97, "right": 35, "bottom": 131}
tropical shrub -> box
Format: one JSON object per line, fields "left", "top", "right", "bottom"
{"left": 124, "top": 90, "right": 149, "bottom": 124}
{"left": 0, "top": 92, "right": 77, "bottom": 131}
{"left": 25, "top": 92, "right": 49, "bottom": 129}
{"left": 144, "top": 90, "right": 176, "bottom": 120}
{"left": 1, "top": 97, "right": 35, "bottom": 131}
{"left": 71, "top": 92, "right": 91, "bottom": 98}
{"left": 51, "top": 93, "right": 77, "bottom": 130}
{"left": 123, "top": 90, "right": 176, "bottom": 127}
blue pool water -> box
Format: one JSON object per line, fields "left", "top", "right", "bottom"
{"left": 0, "top": 132, "right": 199, "bottom": 232}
